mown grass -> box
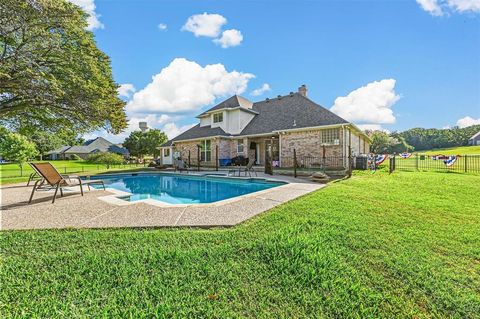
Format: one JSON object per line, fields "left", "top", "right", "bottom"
{"left": 1, "top": 171, "right": 479, "bottom": 318}
{"left": 417, "top": 145, "right": 480, "bottom": 155}
{"left": 0, "top": 160, "right": 146, "bottom": 185}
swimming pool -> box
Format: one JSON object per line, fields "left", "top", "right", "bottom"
{"left": 86, "top": 173, "right": 285, "bottom": 204}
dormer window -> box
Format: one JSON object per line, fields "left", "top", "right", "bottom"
{"left": 213, "top": 112, "right": 223, "bottom": 123}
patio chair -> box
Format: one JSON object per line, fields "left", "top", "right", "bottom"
{"left": 239, "top": 158, "right": 257, "bottom": 177}
{"left": 28, "top": 162, "right": 105, "bottom": 204}
{"left": 27, "top": 162, "right": 79, "bottom": 186}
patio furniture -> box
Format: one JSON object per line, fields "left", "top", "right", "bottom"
{"left": 239, "top": 158, "right": 257, "bottom": 177}
{"left": 28, "top": 162, "right": 105, "bottom": 204}
{"left": 27, "top": 162, "right": 79, "bottom": 186}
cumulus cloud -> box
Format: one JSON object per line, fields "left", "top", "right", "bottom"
{"left": 162, "top": 122, "right": 196, "bottom": 139}
{"left": 158, "top": 23, "right": 168, "bottom": 31}
{"left": 356, "top": 124, "right": 384, "bottom": 131}
{"left": 416, "top": 0, "right": 480, "bottom": 15}
{"left": 250, "top": 83, "right": 271, "bottom": 96}
{"left": 213, "top": 29, "right": 243, "bottom": 48}
{"left": 117, "top": 83, "right": 136, "bottom": 98}
{"left": 331, "top": 79, "right": 400, "bottom": 129}
{"left": 126, "top": 58, "right": 255, "bottom": 114}
{"left": 68, "top": 0, "right": 104, "bottom": 30}
{"left": 456, "top": 116, "right": 480, "bottom": 128}
{"left": 181, "top": 13, "right": 227, "bottom": 37}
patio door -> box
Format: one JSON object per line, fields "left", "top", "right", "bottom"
{"left": 264, "top": 138, "right": 279, "bottom": 166}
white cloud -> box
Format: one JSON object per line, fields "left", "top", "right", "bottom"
{"left": 213, "top": 29, "right": 243, "bottom": 48}
{"left": 126, "top": 58, "right": 255, "bottom": 114}
{"left": 181, "top": 13, "right": 227, "bottom": 37}
{"left": 331, "top": 79, "right": 400, "bottom": 128}
{"left": 250, "top": 83, "right": 271, "bottom": 96}
{"left": 162, "top": 122, "right": 196, "bottom": 139}
{"left": 117, "top": 84, "right": 136, "bottom": 98}
{"left": 356, "top": 124, "right": 384, "bottom": 131}
{"left": 456, "top": 116, "right": 480, "bottom": 128}
{"left": 68, "top": 0, "right": 104, "bottom": 30}
{"left": 158, "top": 23, "right": 168, "bottom": 31}
{"left": 416, "top": 0, "right": 480, "bottom": 15}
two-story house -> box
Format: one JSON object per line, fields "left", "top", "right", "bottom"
{"left": 159, "top": 85, "right": 370, "bottom": 169}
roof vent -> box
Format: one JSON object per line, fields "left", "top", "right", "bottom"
{"left": 293, "top": 119, "right": 297, "bottom": 127}
{"left": 277, "top": 95, "right": 282, "bottom": 100}
{"left": 289, "top": 91, "right": 294, "bottom": 97}
{"left": 266, "top": 97, "right": 269, "bottom": 102}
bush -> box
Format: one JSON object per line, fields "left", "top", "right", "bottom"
{"left": 86, "top": 152, "right": 125, "bottom": 168}
{"left": 71, "top": 154, "right": 81, "bottom": 160}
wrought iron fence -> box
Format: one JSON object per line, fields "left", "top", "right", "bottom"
{"left": 388, "top": 153, "right": 480, "bottom": 174}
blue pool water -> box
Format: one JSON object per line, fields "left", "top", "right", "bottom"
{"left": 86, "top": 173, "right": 284, "bottom": 204}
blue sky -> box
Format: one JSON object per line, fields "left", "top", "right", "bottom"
{"left": 76, "top": 0, "right": 480, "bottom": 142}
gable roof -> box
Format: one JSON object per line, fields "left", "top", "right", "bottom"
{"left": 47, "top": 146, "right": 71, "bottom": 155}
{"left": 240, "top": 93, "right": 348, "bottom": 135}
{"left": 469, "top": 131, "right": 480, "bottom": 140}
{"left": 197, "top": 95, "right": 254, "bottom": 117}
{"left": 63, "top": 137, "right": 129, "bottom": 155}
{"left": 171, "top": 93, "right": 349, "bottom": 143}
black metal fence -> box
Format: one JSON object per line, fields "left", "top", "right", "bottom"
{"left": 387, "top": 153, "right": 480, "bottom": 174}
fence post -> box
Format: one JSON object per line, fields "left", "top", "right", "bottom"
{"left": 64, "top": 167, "right": 67, "bottom": 174}
{"left": 197, "top": 145, "right": 200, "bottom": 171}
{"left": 389, "top": 153, "right": 395, "bottom": 174}
{"left": 97, "top": 165, "right": 99, "bottom": 171}
{"left": 416, "top": 154, "right": 419, "bottom": 171}
{"left": 188, "top": 150, "right": 191, "bottom": 167}
{"left": 215, "top": 145, "right": 219, "bottom": 171}
{"left": 82, "top": 166, "right": 85, "bottom": 173}
{"left": 464, "top": 154, "right": 467, "bottom": 173}
{"left": 348, "top": 146, "right": 352, "bottom": 177}
{"left": 322, "top": 145, "right": 326, "bottom": 168}
{"left": 293, "top": 149, "right": 297, "bottom": 178}
{"left": 20, "top": 163, "right": 23, "bottom": 177}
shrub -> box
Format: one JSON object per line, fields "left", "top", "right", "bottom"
{"left": 86, "top": 152, "right": 124, "bottom": 168}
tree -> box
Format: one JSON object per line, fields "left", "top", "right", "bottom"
{"left": 123, "top": 129, "right": 168, "bottom": 159}
{"left": 369, "top": 130, "right": 413, "bottom": 154}
{"left": 86, "top": 152, "right": 124, "bottom": 169}
{"left": 0, "top": 132, "right": 38, "bottom": 173}
{"left": 0, "top": 0, "right": 127, "bottom": 134}
{"left": 30, "top": 131, "right": 63, "bottom": 160}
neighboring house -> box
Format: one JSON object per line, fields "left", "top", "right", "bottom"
{"left": 159, "top": 85, "right": 371, "bottom": 169}
{"left": 468, "top": 131, "right": 480, "bottom": 146}
{"left": 47, "top": 137, "right": 129, "bottom": 160}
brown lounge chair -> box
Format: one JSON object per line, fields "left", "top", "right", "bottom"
{"left": 238, "top": 158, "right": 257, "bottom": 177}
{"left": 27, "top": 162, "right": 79, "bottom": 186}
{"left": 28, "top": 162, "right": 105, "bottom": 204}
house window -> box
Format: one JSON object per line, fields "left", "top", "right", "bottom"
{"left": 164, "top": 148, "right": 170, "bottom": 157}
{"left": 200, "top": 140, "right": 211, "bottom": 161}
{"left": 237, "top": 140, "right": 244, "bottom": 153}
{"left": 213, "top": 112, "right": 223, "bottom": 123}
{"left": 320, "top": 129, "right": 340, "bottom": 145}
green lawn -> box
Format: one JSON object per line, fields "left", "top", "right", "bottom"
{"left": 0, "top": 160, "right": 147, "bottom": 184}
{"left": 1, "top": 171, "right": 479, "bottom": 318}
{"left": 417, "top": 145, "right": 480, "bottom": 155}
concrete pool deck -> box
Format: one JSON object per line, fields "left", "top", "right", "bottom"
{"left": 0, "top": 171, "right": 325, "bottom": 230}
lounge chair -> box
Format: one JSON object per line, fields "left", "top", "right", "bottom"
{"left": 27, "top": 162, "right": 79, "bottom": 186}
{"left": 28, "top": 162, "right": 105, "bottom": 204}
{"left": 239, "top": 158, "right": 257, "bottom": 177}
{"left": 174, "top": 159, "right": 193, "bottom": 173}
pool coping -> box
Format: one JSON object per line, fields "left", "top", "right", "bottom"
{"left": 1, "top": 171, "right": 326, "bottom": 230}
{"left": 89, "top": 171, "right": 291, "bottom": 208}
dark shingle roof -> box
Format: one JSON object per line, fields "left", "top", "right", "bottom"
{"left": 172, "top": 124, "right": 229, "bottom": 142}
{"left": 160, "top": 140, "right": 173, "bottom": 147}
{"left": 197, "top": 95, "right": 254, "bottom": 116}
{"left": 240, "top": 93, "right": 348, "bottom": 135}
{"left": 172, "top": 93, "right": 349, "bottom": 142}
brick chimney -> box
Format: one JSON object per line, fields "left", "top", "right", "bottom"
{"left": 298, "top": 84, "right": 307, "bottom": 97}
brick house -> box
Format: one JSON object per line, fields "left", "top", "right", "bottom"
{"left": 159, "top": 85, "right": 371, "bottom": 169}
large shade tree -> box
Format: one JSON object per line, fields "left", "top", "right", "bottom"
{"left": 123, "top": 129, "right": 168, "bottom": 160}
{"left": 0, "top": 0, "right": 127, "bottom": 134}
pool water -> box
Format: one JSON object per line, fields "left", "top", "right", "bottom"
{"left": 87, "top": 173, "right": 284, "bottom": 204}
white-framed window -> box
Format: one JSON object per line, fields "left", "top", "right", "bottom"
{"left": 164, "top": 148, "right": 170, "bottom": 157}
{"left": 213, "top": 112, "right": 223, "bottom": 123}
{"left": 320, "top": 129, "right": 340, "bottom": 145}
{"left": 200, "top": 140, "right": 211, "bottom": 161}
{"left": 237, "top": 140, "right": 244, "bottom": 153}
